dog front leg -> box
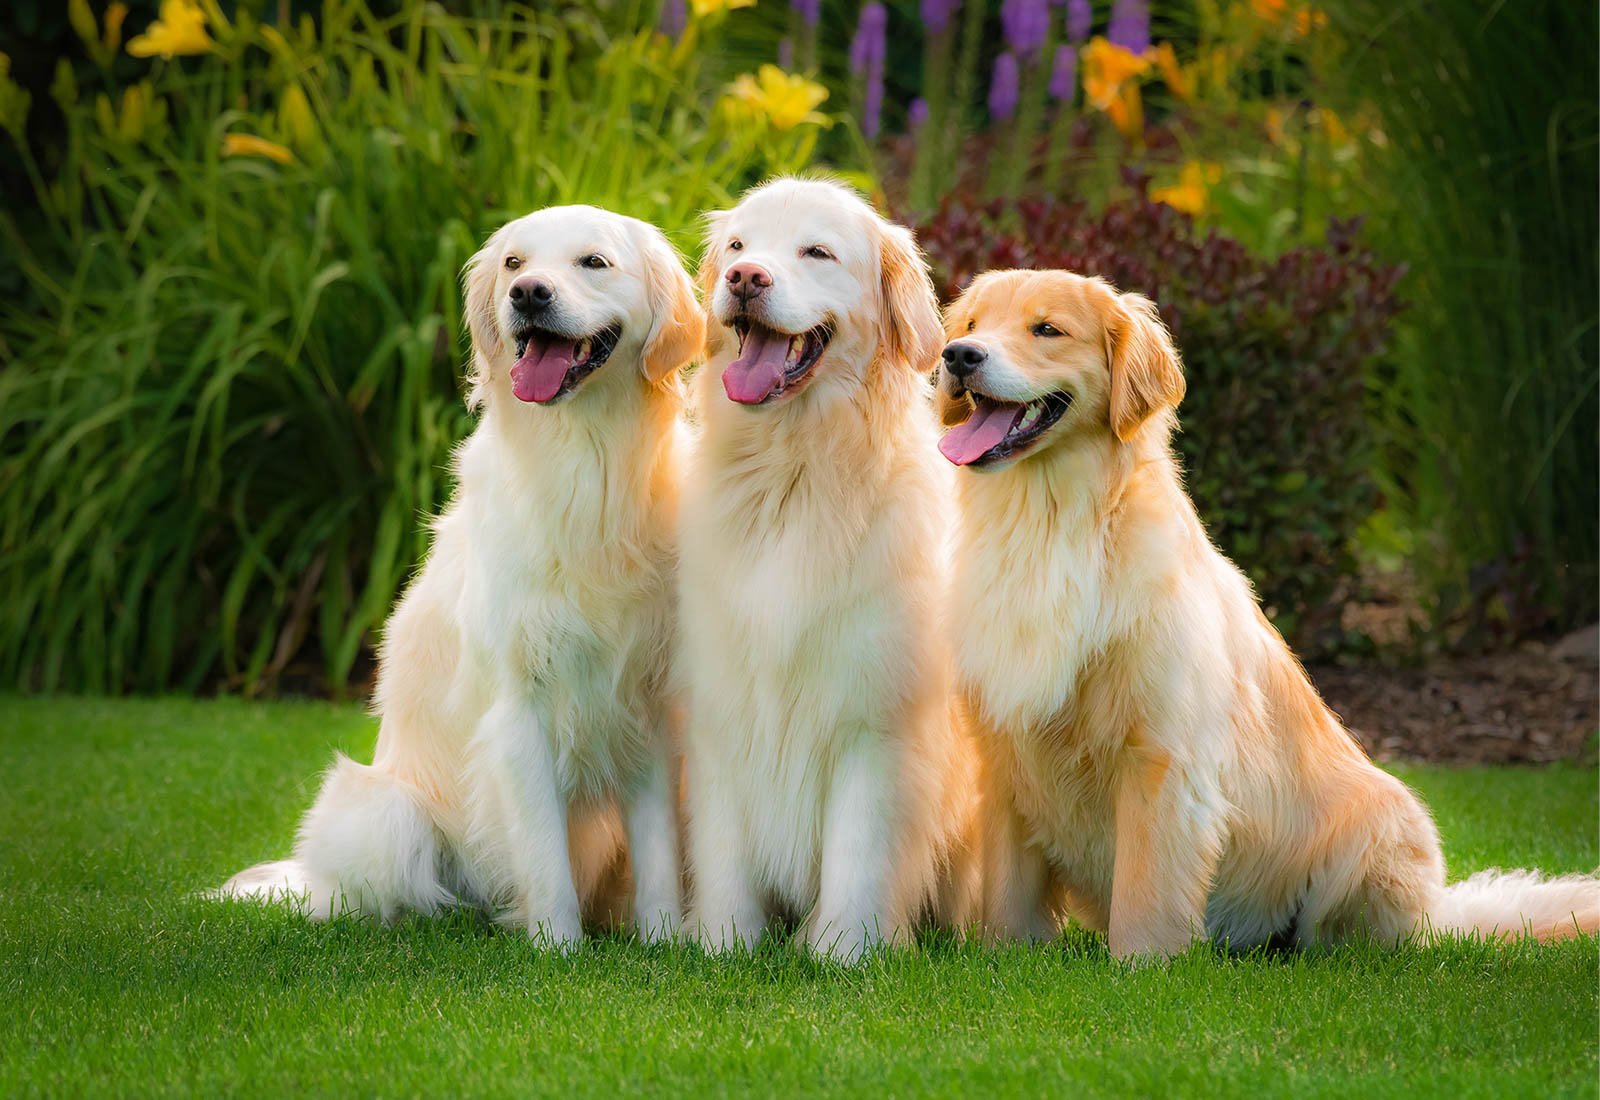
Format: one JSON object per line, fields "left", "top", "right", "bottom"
{"left": 1108, "top": 746, "right": 1224, "bottom": 961}
{"left": 623, "top": 744, "right": 683, "bottom": 943}
{"left": 810, "top": 736, "right": 900, "bottom": 961}
{"left": 687, "top": 751, "right": 765, "bottom": 953}
{"left": 981, "top": 772, "right": 1058, "bottom": 943}
{"left": 477, "top": 696, "right": 583, "bottom": 946}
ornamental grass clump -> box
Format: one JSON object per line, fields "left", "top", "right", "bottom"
{"left": 0, "top": 0, "right": 824, "bottom": 694}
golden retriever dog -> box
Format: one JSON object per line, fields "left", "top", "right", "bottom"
{"left": 679, "top": 178, "right": 983, "bottom": 958}
{"left": 220, "top": 205, "right": 703, "bottom": 944}
{"left": 936, "top": 268, "right": 1598, "bottom": 958}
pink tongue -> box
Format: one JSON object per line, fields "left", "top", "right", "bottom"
{"left": 723, "top": 328, "right": 792, "bottom": 405}
{"left": 938, "top": 399, "right": 1025, "bottom": 466}
{"left": 510, "top": 334, "right": 579, "bottom": 404}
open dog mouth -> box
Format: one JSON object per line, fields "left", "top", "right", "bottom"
{"left": 722, "top": 318, "right": 833, "bottom": 405}
{"left": 938, "top": 389, "right": 1073, "bottom": 467}
{"left": 509, "top": 323, "right": 622, "bottom": 404}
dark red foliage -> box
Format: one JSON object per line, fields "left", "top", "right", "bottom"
{"left": 912, "top": 181, "right": 1407, "bottom": 652}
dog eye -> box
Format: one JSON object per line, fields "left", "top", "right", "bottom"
{"left": 966, "top": 319, "right": 975, "bottom": 333}
{"left": 802, "top": 245, "right": 835, "bottom": 261}
{"left": 578, "top": 254, "right": 610, "bottom": 270}
{"left": 728, "top": 238, "right": 743, "bottom": 252}
{"left": 504, "top": 256, "right": 521, "bottom": 270}
{"left": 1031, "top": 322, "right": 1064, "bottom": 337}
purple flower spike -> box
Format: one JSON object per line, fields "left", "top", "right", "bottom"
{"left": 792, "top": 0, "right": 821, "bottom": 27}
{"left": 1048, "top": 44, "right": 1077, "bottom": 100}
{"left": 778, "top": 37, "right": 794, "bottom": 69}
{"left": 658, "top": 0, "right": 686, "bottom": 40}
{"left": 1000, "top": 0, "right": 1050, "bottom": 58}
{"left": 1065, "top": 0, "right": 1092, "bottom": 43}
{"left": 989, "top": 51, "right": 1020, "bottom": 120}
{"left": 1107, "top": 0, "right": 1150, "bottom": 55}
{"left": 849, "top": 2, "right": 888, "bottom": 76}
{"left": 909, "top": 97, "right": 929, "bottom": 128}
{"left": 920, "top": 0, "right": 959, "bottom": 35}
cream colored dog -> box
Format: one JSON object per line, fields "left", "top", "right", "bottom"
{"left": 937, "top": 268, "right": 1598, "bottom": 957}
{"left": 221, "top": 205, "right": 703, "bottom": 944}
{"left": 679, "top": 178, "right": 983, "bottom": 958}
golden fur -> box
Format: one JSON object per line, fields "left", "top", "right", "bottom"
{"left": 678, "top": 178, "right": 983, "bottom": 958}
{"left": 938, "top": 269, "right": 1599, "bottom": 957}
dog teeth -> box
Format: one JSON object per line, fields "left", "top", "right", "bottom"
{"left": 1017, "top": 401, "right": 1042, "bottom": 432}
{"left": 574, "top": 337, "right": 591, "bottom": 364}
{"left": 786, "top": 335, "right": 804, "bottom": 366}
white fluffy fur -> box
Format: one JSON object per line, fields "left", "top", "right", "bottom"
{"left": 218, "top": 205, "right": 704, "bottom": 944}
{"left": 678, "top": 178, "right": 984, "bottom": 959}
{"left": 938, "top": 270, "right": 1599, "bottom": 958}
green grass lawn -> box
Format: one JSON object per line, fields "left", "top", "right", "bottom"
{"left": 2, "top": 695, "right": 1596, "bottom": 1098}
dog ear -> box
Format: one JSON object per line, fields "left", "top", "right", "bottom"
{"left": 639, "top": 228, "right": 706, "bottom": 385}
{"left": 1105, "top": 292, "right": 1185, "bottom": 442}
{"left": 462, "top": 224, "right": 507, "bottom": 407}
{"left": 877, "top": 219, "right": 944, "bottom": 373}
{"left": 694, "top": 209, "right": 731, "bottom": 360}
{"left": 934, "top": 298, "right": 973, "bottom": 426}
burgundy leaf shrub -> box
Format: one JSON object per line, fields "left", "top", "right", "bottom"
{"left": 914, "top": 185, "right": 1406, "bottom": 651}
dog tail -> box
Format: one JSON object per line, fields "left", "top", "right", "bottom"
{"left": 211, "top": 754, "right": 452, "bottom": 921}
{"left": 1425, "top": 868, "right": 1600, "bottom": 943}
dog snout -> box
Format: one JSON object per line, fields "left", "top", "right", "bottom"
{"left": 508, "top": 276, "right": 555, "bottom": 313}
{"left": 941, "top": 340, "right": 987, "bottom": 379}
{"left": 725, "top": 262, "right": 773, "bottom": 304}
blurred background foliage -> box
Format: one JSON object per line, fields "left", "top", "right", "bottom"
{"left": 0, "top": 0, "right": 1593, "bottom": 694}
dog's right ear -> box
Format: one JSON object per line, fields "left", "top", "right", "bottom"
{"left": 462, "top": 224, "right": 508, "bottom": 404}
{"left": 695, "top": 209, "right": 731, "bottom": 358}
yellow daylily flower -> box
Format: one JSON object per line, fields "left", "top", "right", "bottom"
{"left": 1151, "top": 42, "right": 1193, "bottom": 101}
{"left": 722, "top": 65, "right": 828, "bottom": 131}
{"left": 1251, "top": 0, "right": 1327, "bottom": 35}
{"left": 127, "top": 0, "right": 213, "bottom": 58}
{"left": 221, "top": 132, "right": 295, "bottom": 164}
{"left": 1081, "top": 37, "right": 1154, "bottom": 140}
{"left": 278, "top": 84, "right": 321, "bottom": 154}
{"left": 691, "top": 0, "right": 755, "bottom": 15}
{"left": 104, "top": 3, "right": 130, "bottom": 53}
{"left": 1151, "top": 161, "right": 1223, "bottom": 216}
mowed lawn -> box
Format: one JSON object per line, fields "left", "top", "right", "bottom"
{"left": 1, "top": 696, "right": 1595, "bottom": 1098}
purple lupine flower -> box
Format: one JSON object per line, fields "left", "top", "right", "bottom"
{"left": 849, "top": 2, "right": 888, "bottom": 76}
{"left": 658, "top": 0, "right": 686, "bottom": 40}
{"left": 1048, "top": 44, "right": 1077, "bottom": 100}
{"left": 792, "top": 0, "right": 821, "bottom": 27}
{"left": 864, "top": 57, "right": 884, "bottom": 137}
{"left": 1064, "top": 0, "right": 1092, "bottom": 43}
{"left": 1107, "top": 0, "right": 1149, "bottom": 54}
{"left": 988, "top": 51, "right": 1020, "bottom": 120}
{"left": 778, "top": 37, "right": 794, "bottom": 70}
{"left": 908, "top": 97, "right": 929, "bottom": 129}
{"left": 1000, "top": 0, "right": 1050, "bottom": 58}
{"left": 920, "top": 0, "right": 959, "bottom": 35}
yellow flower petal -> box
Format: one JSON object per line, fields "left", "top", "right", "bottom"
{"left": 127, "top": 0, "right": 213, "bottom": 57}
{"left": 690, "top": 0, "right": 754, "bottom": 16}
{"left": 221, "top": 132, "right": 294, "bottom": 164}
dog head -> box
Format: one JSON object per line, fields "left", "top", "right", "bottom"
{"left": 698, "top": 177, "right": 942, "bottom": 407}
{"left": 935, "top": 270, "right": 1184, "bottom": 470}
{"left": 463, "top": 205, "right": 702, "bottom": 408}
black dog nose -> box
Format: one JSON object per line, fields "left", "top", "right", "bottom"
{"left": 941, "top": 340, "right": 987, "bottom": 378}
{"left": 508, "top": 277, "right": 554, "bottom": 311}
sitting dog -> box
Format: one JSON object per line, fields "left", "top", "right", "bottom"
{"left": 937, "top": 268, "right": 1598, "bottom": 957}
{"left": 220, "top": 205, "right": 703, "bottom": 944}
{"left": 679, "top": 178, "right": 984, "bottom": 958}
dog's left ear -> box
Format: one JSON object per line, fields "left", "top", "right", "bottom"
{"left": 877, "top": 220, "right": 943, "bottom": 373}
{"left": 461, "top": 223, "right": 509, "bottom": 408}
{"left": 639, "top": 229, "right": 706, "bottom": 385}
{"left": 1105, "top": 292, "right": 1185, "bottom": 441}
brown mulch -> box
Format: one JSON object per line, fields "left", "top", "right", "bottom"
{"left": 1310, "top": 627, "right": 1599, "bottom": 765}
